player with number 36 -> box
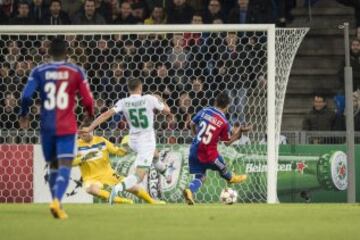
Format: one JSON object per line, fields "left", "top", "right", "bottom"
{"left": 19, "top": 37, "right": 94, "bottom": 219}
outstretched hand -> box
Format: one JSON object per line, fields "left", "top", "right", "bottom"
{"left": 233, "top": 124, "right": 252, "bottom": 139}
{"left": 240, "top": 125, "right": 252, "bottom": 133}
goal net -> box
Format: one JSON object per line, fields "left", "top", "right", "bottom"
{"left": 0, "top": 25, "right": 307, "bottom": 203}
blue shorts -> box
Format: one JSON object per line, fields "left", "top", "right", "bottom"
{"left": 40, "top": 133, "right": 77, "bottom": 162}
{"left": 189, "top": 152, "right": 227, "bottom": 175}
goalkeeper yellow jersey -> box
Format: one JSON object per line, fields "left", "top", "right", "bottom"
{"left": 73, "top": 136, "right": 127, "bottom": 181}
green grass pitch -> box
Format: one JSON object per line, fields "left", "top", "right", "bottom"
{"left": 1, "top": 204, "right": 359, "bottom": 240}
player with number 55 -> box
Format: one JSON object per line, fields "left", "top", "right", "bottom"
{"left": 19, "top": 37, "right": 94, "bottom": 219}
{"left": 183, "top": 92, "right": 250, "bottom": 205}
{"left": 79, "top": 78, "right": 172, "bottom": 205}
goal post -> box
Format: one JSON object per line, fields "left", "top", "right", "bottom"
{"left": 267, "top": 25, "right": 277, "bottom": 204}
{"left": 0, "top": 25, "right": 308, "bottom": 204}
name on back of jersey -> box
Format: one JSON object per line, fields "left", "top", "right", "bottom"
{"left": 202, "top": 112, "right": 223, "bottom": 128}
{"left": 125, "top": 100, "right": 145, "bottom": 107}
{"left": 45, "top": 71, "right": 69, "bottom": 80}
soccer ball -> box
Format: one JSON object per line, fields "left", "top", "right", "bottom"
{"left": 220, "top": 188, "right": 238, "bottom": 205}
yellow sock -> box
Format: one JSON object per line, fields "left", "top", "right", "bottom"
{"left": 114, "top": 196, "right": 133, "bottom": 204}
{"left": 132, "top": 189, "right": 156, "bottom": 204}
{"left": 97, "top": 189, "right": 110, "bottom": 200}
{"left": 97, "top": 189, "right": 132, "bottom": 204}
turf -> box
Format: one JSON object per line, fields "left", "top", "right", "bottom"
{"left": 1, "top": 204, "right": 359, "bottom": 240}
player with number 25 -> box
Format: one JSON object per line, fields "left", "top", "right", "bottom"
{"left": 183, "top": 92, "right": 250, "bottom": 205}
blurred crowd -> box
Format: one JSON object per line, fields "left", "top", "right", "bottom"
{"left": 302, "top": 38, "right": 360, "bottom": 141}
{"left": 0, "top": 28, "right": 268, "bottom": 143}
{"left": 0, "top": 0, "right": 296, "bottom": 26}
{"left": 0, "top": 0, "right": 297, "bottom": 144}
{"left": 5, "top": 0, "right": 360, "bottom": 144}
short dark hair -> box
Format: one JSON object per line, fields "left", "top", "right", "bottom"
{"left": 153, "top": 4, "right": 163, "bottom": 9}
{"left": 50, "top": 0, "right": 62, "bottom": 6}
{"left": 127, "top": 79, "right": 142, "bottom": 92}
{"left": 215, "top": 91, "right": 231, "bottom": 109}
{"left": 85, "top": 0, "right": 96, "bottom": 4}
{"left": 18, "top": 1, "right": 30, "bottom": 7}
{"left": 80, "top": 117, "right": 93, "bottom": 128}
{"left": 314, "top": 93, "right": 326, "bottom": 101}
{"left": 192, "top": 11, "right": 203, "bottom": 18}
{"left": 49, "top": 37, "right": 67, "bottom": 58}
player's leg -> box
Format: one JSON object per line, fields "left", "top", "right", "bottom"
{"left": 212, "top": 156, "right": 247, "bottom": 184}
{"left": 153, "top": 149, "right": 175, "bottom": 184}
{"left": 84, "top": 180, "right": 133, "bottom": 204}
{"left": 183, "top": 153, "right": 205, "bottom": 205}
{"left": 54, "top": 158, "right": 72, "bottom": 202}
{"left": 127, "top": 185, "right": 165, "bottom": 204}
{"left": 110, "top": 139, "right": 155, "bottom": 204}
{"left": 40, "top": 133, "right": 58, "bottom": 199}
{"left": 53, "top": 134, "right": 77, "bottom": 202}
{"left": 110, "top": 166, "right": 149, "bottom": 204}
{"left": 101, "top": 160, "right": 162, "bottom": 204}
{"left": 184, "top": 173, "right": 205, "bottom": 205}
{"left": 48, "top": 134, "right": 77, "bottom": 219}
{"left": 40, "top": 133, "right": 66, "bottom": 219}
{"left": 189, "top": 174, "right": 206, "bottom": 194}
{"left": 49, "top": 157, "right": 71, "bottom": 220}
{"left": 48, "top": 161, "right": 58, "bottom": 199}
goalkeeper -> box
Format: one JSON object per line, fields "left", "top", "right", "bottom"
{"left": 73, "top": 120, "right": 164, "bottom": 204}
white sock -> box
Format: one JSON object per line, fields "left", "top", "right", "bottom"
{"left": 114, "top": 175, "right": 138, "bottom": 192}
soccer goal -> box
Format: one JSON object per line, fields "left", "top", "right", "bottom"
{"left": 0, "top": 25, "right": 307, "bottom": 204}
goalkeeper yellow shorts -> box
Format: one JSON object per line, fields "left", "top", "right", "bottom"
{"left": 83, "top": 173, "right": 125, "bottom": 189}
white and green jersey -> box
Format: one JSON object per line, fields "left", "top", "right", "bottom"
{"left": 113, "top": 94, "right": 164, "bottom": 135}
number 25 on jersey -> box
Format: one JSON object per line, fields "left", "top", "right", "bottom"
{"left": 197, "top": 121, "right": 216, "bottom": 145}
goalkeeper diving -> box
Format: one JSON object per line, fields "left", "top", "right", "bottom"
{"left": 74, "top": 119, "right": 166, "bottom": 204}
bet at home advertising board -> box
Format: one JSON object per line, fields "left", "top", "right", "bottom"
{"left": 109, "top": 144, "right": 359, "bottom": 203}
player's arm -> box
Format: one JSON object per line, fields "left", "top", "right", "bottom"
{"left": 77, "top": 68, "right": 95, "bottom": 118}
{"left": 19, "top": 69, "right": 39, "bottom": 128}
{"left": 80, "top": 98, "right": 123, "bottom": 134}
{"left": 161, "top": 104, "right": 171, "bottom": 115}
{"left": 72, "top": 154, "right": 83, "bottom": 166}
{"left": 81, "top": 108, "right": 116, "bottom": 133}
{"left": 152, "top": 95, "right": 170, "bottom": 115}
{"left": 190, "top": 110, "right": 202, "bottom": 136}
{"left": 223, "top": 131, "right": 241, "bottom": 146}
{"left": 190, "top": 121, "right": 197, "bottom": 136}
{"left": 103, "top": 138, "right": 127, "bottom": 157}
{"left": 72, "top": 151, "right": 98, "bottom": 166}
{"left": 223, "top": 125, "right": 252, "bottom": 146}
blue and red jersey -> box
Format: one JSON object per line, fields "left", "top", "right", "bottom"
{"left": 20, "top": 61, "right": 94, "bottom": 136}
{"left": 190, "top": 107, "right": 231, "bottom": 164}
